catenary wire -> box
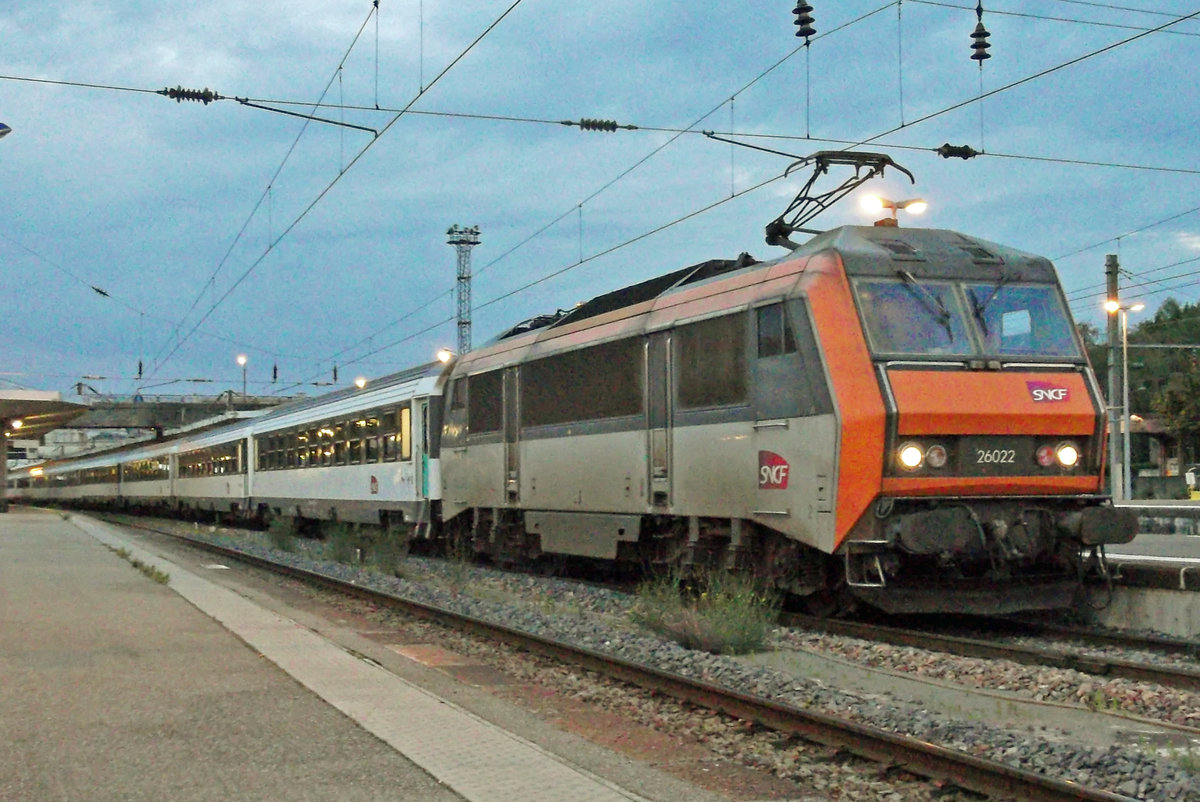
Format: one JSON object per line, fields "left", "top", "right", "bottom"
{"left": 148, "top": 3, "right": 382, "bottom": 378}
{"left": 151, "top": 0, "right": 529, "bottom": 381}
{"left": 327, "top": 7, "right": 1200, "bottom": 374}
{"left": 910, "top": 0, "right": 1200, "bottom": 36}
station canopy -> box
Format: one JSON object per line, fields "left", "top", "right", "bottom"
{"left": 1, "top": 390, "right": 89, "bottom": 442}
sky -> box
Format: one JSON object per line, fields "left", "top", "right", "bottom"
{"left": 2, "top": 1, "right": 1199, "bottom": 402}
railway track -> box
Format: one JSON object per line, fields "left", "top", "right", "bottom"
{"left": 781, "top": 612, "right": 1200, "bottom": 693}
{"left": 116, "top": 518, "right": 1136, "bottom": 802}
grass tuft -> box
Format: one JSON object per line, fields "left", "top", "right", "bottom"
{"left": 368, "top": 526, "right": 410, "bottom": 577}
{"left": 106, "top": 545, "right": 170, "bottom": 584}
{"left": 323, "top": 522, "right": 362, "bottom": 564}
{"left": 266, "top": 516, "right": 297, "bottom": 552}
{"left": 630, "top": 569, "right": 779, "bottom": 655}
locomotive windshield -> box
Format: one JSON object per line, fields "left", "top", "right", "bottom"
{"left": 854, "top": 278, "right": 1081, "bottom": 359}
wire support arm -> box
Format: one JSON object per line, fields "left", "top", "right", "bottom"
{"left": 234, "top": 97, "right": 380, "bottom": 137}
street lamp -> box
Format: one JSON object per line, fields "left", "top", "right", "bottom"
{"left": 354, "top": 376, "right": 367, "bottom": 389}
{"left": 861, "top": 195, "right": 928, "bottom": 226}
{"left": 236, "top": 354, "right": 248, "bottom": 399}
{"left": 1104, "top": 299, "right": 1145, "bottom": 500}
{"left": 436, "top": 348, "right": 455, "bottom": 364}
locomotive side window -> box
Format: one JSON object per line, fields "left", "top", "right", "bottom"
{"left": 521, "top": 337, "right": 643, "bottom": 427}
{"left": 449, "top": 378, "right": 466, "bottom": 410}
{"left": 468, "top": 371, "right": 503, "bottom": 433}
{"left": 677, "top": 313, "right": 747, "bottom": 409}
{"left": 756, "top": 303, "right": 796, "bottom": 358}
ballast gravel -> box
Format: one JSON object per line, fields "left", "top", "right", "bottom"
{"left": 176, "top": 524, "right": 1200, "bottom": 801}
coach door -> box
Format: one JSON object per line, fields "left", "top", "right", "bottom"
{"left": 503, "top": 367, "right": 520, "bottom": 503}
{"left": 647, "top": 332, "right": 672, "bottom": 508}
{"left": 412, "top": 399, "right": 428, "bottom": 499}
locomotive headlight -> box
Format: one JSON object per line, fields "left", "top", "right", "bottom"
{"left": 898, "top": 443, "right": 925, "bottom": 470}
{"left": 1056, "top": 442, "right": 1080, "bottom": 468}
{"left": 925, "top": 444, "right": 948, "bottom": 469}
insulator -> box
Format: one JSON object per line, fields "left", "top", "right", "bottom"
{"left": 936, "top": 143, "right": 980, "bottom": 160}
{"left": 793, "top": 3, "right": 815, "bottom": 39}
{"left": 137, "top": 360, "right": 143, "bottom": 379}
{"left": 272, "top": 363, "right": 278, "bottom": 383}
{"left": 332, "top": 365, "right": 338, "bottom": 383}
{"left": 970, "top": 22, "right": 991, "bottom": 61}
{"left": 578, "top": 118, "right": 618, "bottom": 132}
{"left": 161, "top": 86, "right": 220, "bottom": 104}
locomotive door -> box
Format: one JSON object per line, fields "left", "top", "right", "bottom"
{"left": 753, "top": 302, "right": 796, "bottom": 518}
{"left": 647, "top": 332, "right": 672, "bottom": 507}
{"left": 503, "top": 367, "right": 520, "bottom": 502}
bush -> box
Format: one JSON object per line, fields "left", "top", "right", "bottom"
{"left": 323, "top": 522, "right": 362, "bottom": 564}
{"left": 369, "top": 526, "right": 410, "bottom": 576}
{"left": 266, "top": 516, "right": 297, "bottom": 552}
{"left": 630, "top": 569, "right": 779, "bottom": 655}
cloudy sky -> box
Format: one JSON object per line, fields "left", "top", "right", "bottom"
{"left": 3, "top": 1, "right": 1198, "bottom": 400}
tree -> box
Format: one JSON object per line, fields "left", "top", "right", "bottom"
{"left": 1137, "top": 298, "right": 1200, "bottom": 465}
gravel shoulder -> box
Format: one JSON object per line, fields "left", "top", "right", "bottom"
{"left": 118, "top": 518, "right": 1200, "bottom": 801}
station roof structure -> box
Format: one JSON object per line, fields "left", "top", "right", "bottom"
{"left": 1, "top": 389, "right": 90, "bottom": 442}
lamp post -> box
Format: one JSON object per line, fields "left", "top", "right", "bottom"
{"left": 236, "top": 354, "right": 247, "bottom": 400}
{"left": 1104, "top": 300, "right": 1144, "bottom": 500}
{"left": 861, "top": 195, "right": 928, "bottom": 226}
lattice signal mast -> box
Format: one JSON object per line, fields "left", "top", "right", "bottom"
{"left": 446, "top": 225, "right": 481, "bottom": 355}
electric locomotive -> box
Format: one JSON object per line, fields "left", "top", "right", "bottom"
{"left": 437, "top": 154, "right": 1134, "bottom": 614}
{"left": 6, "top": 153, "right": 1135, "bottom": 615}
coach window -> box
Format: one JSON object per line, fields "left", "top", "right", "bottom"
{"left": 296, "top": 431, "right": 309, "bottom": 468}
{"left": 757, "top": 303, "right": 796, "bottom": 358}
{"left": 309, "top": 430, "right": 322, "bottom": 468}
{"left": 365, "top": 413, "right": 381, "bottom": 462}
{"left": 348, "top": 418, "right": 366, "bottom": 465}
{"left": 332, "top": 423, "right": 347, "bottom": 466}
{"left": 677, "top": 313, "right": 748, "bottom": 409}
{"left": 400, "top": 406, "right": 412, "bottom": 460}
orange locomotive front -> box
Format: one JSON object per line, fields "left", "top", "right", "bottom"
{"left": 807, "top": 226, "right": 1135, "bottom": 614}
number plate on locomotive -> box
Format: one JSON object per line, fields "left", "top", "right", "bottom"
{"left": 957, "top": 436, "right": 1034, "bottom": 476}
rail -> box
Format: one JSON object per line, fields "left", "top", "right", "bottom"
{"left": 120, "top": 519, "right": 1135, "bottom": 802}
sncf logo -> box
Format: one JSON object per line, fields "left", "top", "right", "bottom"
{"left": 1027, "top": 381, "right": 1070, "bottom": 402}
{"left": 758, "top": 451, "right": 790, "bottom": 490}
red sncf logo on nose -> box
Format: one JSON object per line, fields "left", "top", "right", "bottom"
{"left": 758, "top": 451, "right": 790, "bottom": 489}
{"left": 1026, "top": 381, "right": 1069, "bottom": 402}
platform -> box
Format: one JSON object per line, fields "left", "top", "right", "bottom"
{"left": 0, "top": 509, "right": 721, "bottom": 802}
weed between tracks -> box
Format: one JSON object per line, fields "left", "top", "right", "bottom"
{"left": 321, "top": 522, "right": 410, "bottom": 577}
{"left": 630, "top": 570, "right": 779, "bottom": 655}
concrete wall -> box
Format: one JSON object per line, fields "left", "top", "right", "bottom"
{"left": 1088, "top": 585, "right": 1200, "bottom": 638}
